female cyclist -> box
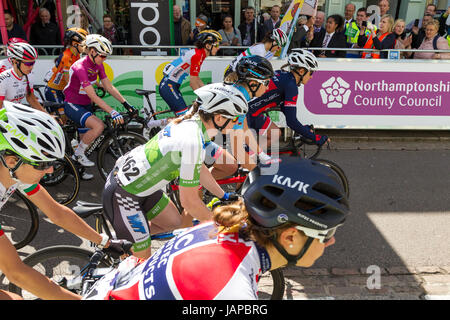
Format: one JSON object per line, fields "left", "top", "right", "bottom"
{"left": 0, "top": 42, "right": 45, "bottom": 112}
{"left": 0, "top": 37, "right": 28, "bottom": 73}
{"left": 44, "top": 27, "right": 88, "bottom": 103}
{"left": 208, "top": 55, "right": 276, "bottom": 181}
{"left": 247, "top": 49, "right": 329, "bottom": 146}
{"left": 63, "top": 34, "right": 137, "bottom": 168}
{"left": 83, "top": 156, "right": 350, "bottom": 300}
{"left": 223, "top": 28, "right": 287, "bottom": 84}
{"left": 0, "top": 102, "right": 129, "bottom": 300}
{"left": 158, "top": 30, "right": 222, "bottom": 117}
{"left": 102, "top": 83, "right": 247, "bottom": 259}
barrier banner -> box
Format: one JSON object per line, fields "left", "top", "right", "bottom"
{"left": 129, "top": 0, "right": 174, "bottom": 56}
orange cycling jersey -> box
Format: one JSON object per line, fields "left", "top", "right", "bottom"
{"left": 47, "top": 48, "right": 80, "bottom": 91}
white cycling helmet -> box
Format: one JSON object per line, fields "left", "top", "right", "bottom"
{"left": 85, "top": 34, "right": 113, "bottom": 55}
{"left": 288, "top": 49, "right": 319, "bottom": 72}
{"left": 194, "top": 83, "right": 248, "bottom": 119}
{"left": 271, "top": 28, "right": 288, "bottom": 47}
{"left": 7, "top": 42, "right": 38, "bottom": 62}
{"left": 0, "top": 101, "right": 65, "bottom": 163}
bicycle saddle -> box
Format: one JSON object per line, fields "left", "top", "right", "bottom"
{"left": 72, "top": 201, "right": 103, "bottom": 219}
{"left": 135, "top": 89, "right": 156, "bottom": 96}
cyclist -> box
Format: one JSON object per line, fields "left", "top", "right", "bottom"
{"left": 209, "top": 55, "right": 276, "bottom": 181}
{"left": 247, "top": 49, "right": 329, "bottom": 146}
{"left": 63, "top": 34, "right": 137, "bottom": 168}
{"left": 83, "top": 157, "right": 349, "bottom": 300}
{"left": 0, "top": 102, "right": 129, "bottom": 300}
{"left": 44, "top": 27, "right": 88, "bottom": 103}
{"left": 0, "top": 42, "right": 45, "bottom": 112}
{"left": 224, "top": 28, "right": 287, "bottom": 83}
{"left": 101, "top": 83, "right": 247, "bottom": 260}
{"left": 0, "top": 37, "right": 28, "bottom": 73}
{"left": 158, "top": 30, "right": 222, "bottom": 118}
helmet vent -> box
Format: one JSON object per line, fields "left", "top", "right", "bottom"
{"left": 259, "top": 196, "right": 277, "bottom": 210}
{"left": 11, "top": 137, "right": 26, "bottom": 149}
{"left": 263, "top": 185, "right": 284, "bottom": 196}
{"left": 21, "top": 119, "right": 35, "bottom": 126}
{"left": 0, "top": 126, "right": 7, "bottom": 134}
{"left": 17, "top": 125, "right": 28, "bottom": 136}
{"left": 37, "top": 137, "right": 54, "bottom": 152}
{"left": 13, "top": 104, "right": 33, "bottom": 113}
{"left": 35, "top": 119, "right": 52, "bottom": 130}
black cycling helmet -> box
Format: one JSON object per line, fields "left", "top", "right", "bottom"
{"left": 241, "top": 156, "right": 349, "bottom": 265}
{"left": 236, "top": 55, "right": 274, "bottom": 81}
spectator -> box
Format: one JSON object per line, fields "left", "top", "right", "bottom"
{"left": 411, "top": 13, "right": 434, "bottom": 49}
{"left": 80, "top": 11, "right": 95, "bottom": 34}
{"left": 97, "top": 14, "right": 125, "bottom": 54}
{"left": 173, "top": 5, "right": 190, "bottom": 45}
{"left": 212, "top": 5, "right": 232, "bottom": 31}
{"left": 358, "top": 14, "right": 395, "bottom": 59}
{"left": 343, "top": 3, "right": 356, "bottom": 29}
{"left": 313, "top": 11, "right": 326, "bottom": 33}
{"left": 218, "top": 15, "right": 242, "bottom": 56}
{"left": 393, "top": 19, "right": 412, "bottom": 59}
{"left": 350, "top": 7, "right": 377, "bottom": 57}
{"left": 414, "top": 19, "right": 450, "bottom": 60}
{"left": 406, "top": 3, "right": 437, "bottom": 32}
{"left": 30, "top": 8, "right": 61, "bottom": 55}
{"left": 263, "top": 5, "right": 282, "bottom": 36}
{"left": 374, "top": 0, "right": 390, "bottom": 27}
{"left": 0, "top": 11, "right": 27, "bottom": 43}
{"left": 188, "top": 14, "right": 209, "bottom": 45}
{"left": 438, "top": 6, "right": 450, "bottom": 36}
{"left": 238, "top": 7, "right": 261, "bottom": 46}
{"left": 289, "top": 15, "right": 314, "bottom": 51}
{"left": 309, "top": 14, "right": 347, "bottom": 58}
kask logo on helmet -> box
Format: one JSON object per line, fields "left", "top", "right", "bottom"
{"left": 3, "top": 124, "right": 26, "bottom": 143}
{"left": 272, "top": 175, "right": 309, "bottom": 193}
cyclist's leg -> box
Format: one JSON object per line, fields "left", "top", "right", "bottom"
{"left": 144, "top": 192, "right": 182, "bottom": 235}
{"left": 0, "top": 290, "right": 23, "bottom": 300}
{"left": 44, "top": 87, "right": 65, "bottom": 103}
{"left": 102, "top": 171, "right": 152, "bottom": 259}
{"left": 158, "top": 77, "right": 189, "bottom": 116}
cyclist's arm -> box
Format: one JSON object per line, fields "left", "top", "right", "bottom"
{"left": 26, "top": 186, "right": 105, "bottom": 247}
{"left": 199, "top": 163, "right": 225, "bottom": 198}
{"left": 84, "top": 84, "right": 114, "bottom": 113}
{"left": 0, "top": 234, "right": 80, "bottom": 300}
{"left": 179, "top": 185, "right": 213, "bottom": 222}
{"left": 26, "top": 91, "right": 46, "bottom": 113}
{"left": 100, "top": 76, "right": 126, "bottom": 104}
{"left": 190, "top": 75, "right": 204, "bottom": 91}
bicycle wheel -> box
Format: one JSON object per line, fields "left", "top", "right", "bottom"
{"left": 40, "top": 154, "right": 80, "bottom": 206}
{"left": 8, "top": 246, "right": 111, "bottom": 299}
{"left": 269, "top": 269, "right": 285, "bottom": 300}
{"left": 97, "top": 132, "right": 148, "bottom": 181}
{"left": 315, "top": 158, "right": 350, "bottom": 198}
{"left": 0, "top": 192, "right": 39, "bottom": 250}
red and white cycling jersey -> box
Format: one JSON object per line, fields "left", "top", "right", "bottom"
{"left": 83, "top": 222, "right": 272, "bottom": 300}
{"left": 0, "top": 58, "right": 13, "bottom": 74}
{"left": 162, "top": 48, "right": 206, "bottom": 84}
{"left": 0, "top": 68, "right": 33, "bottom": 103}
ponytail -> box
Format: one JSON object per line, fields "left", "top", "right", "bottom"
{"left": 171, "top": 101, "right": 215, "bottom": 125}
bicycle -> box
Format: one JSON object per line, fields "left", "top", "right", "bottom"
{"left": 67, "top": 199, "right": 285, "bottom": 300}
{"left": 0, "top": 191, "right": 39, "bottom": 250}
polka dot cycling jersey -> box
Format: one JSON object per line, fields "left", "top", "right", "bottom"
{"left": 162, "top": 48, "right": 206, "bottom": 84}
{"left": 82, "top": 222, "right": 272, "bottom": 300}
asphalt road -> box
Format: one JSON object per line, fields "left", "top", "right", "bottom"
{"left": 2, "top": 132, "right": 450, "bottom": 297}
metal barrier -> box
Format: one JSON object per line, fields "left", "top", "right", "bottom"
{"left": 1, "top": 44, "right": 450, "bottom": 58}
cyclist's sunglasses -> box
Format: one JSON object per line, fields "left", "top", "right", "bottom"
{"left": 250, "top": 78, "right": 270, "bottom": 87}
{"left": 22, "top": 158, "right": 57, "bottom": 171}
{"left": 23, "top": 61, "right": 35, "bottom": 67}
{"left": 295, "top": 224, "right": 342, "bottom": 244}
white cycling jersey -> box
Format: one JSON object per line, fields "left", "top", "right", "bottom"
{"left": 83, "top": 222, "right": 272, "bottom": 300}
{"left": 229, "top": 43, "right": 275, "bottom": 72}
{"left": 0, "top": 68, "right": 34, "bottom": 103}
{"left": 0, "top": 59, "right": 12, "bottom": 74}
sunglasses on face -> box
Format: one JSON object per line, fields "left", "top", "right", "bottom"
{"left": 22, "top": 158, "right": 56, "bottom": 171}
{"left": 23, "top": 61, "right": 35, "bottom": 67}
{"left": 250, "top": 78, "right": 270, "bottom": 87}
{"left": 295, "top": 224, "right": 342, "bottom": 244}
